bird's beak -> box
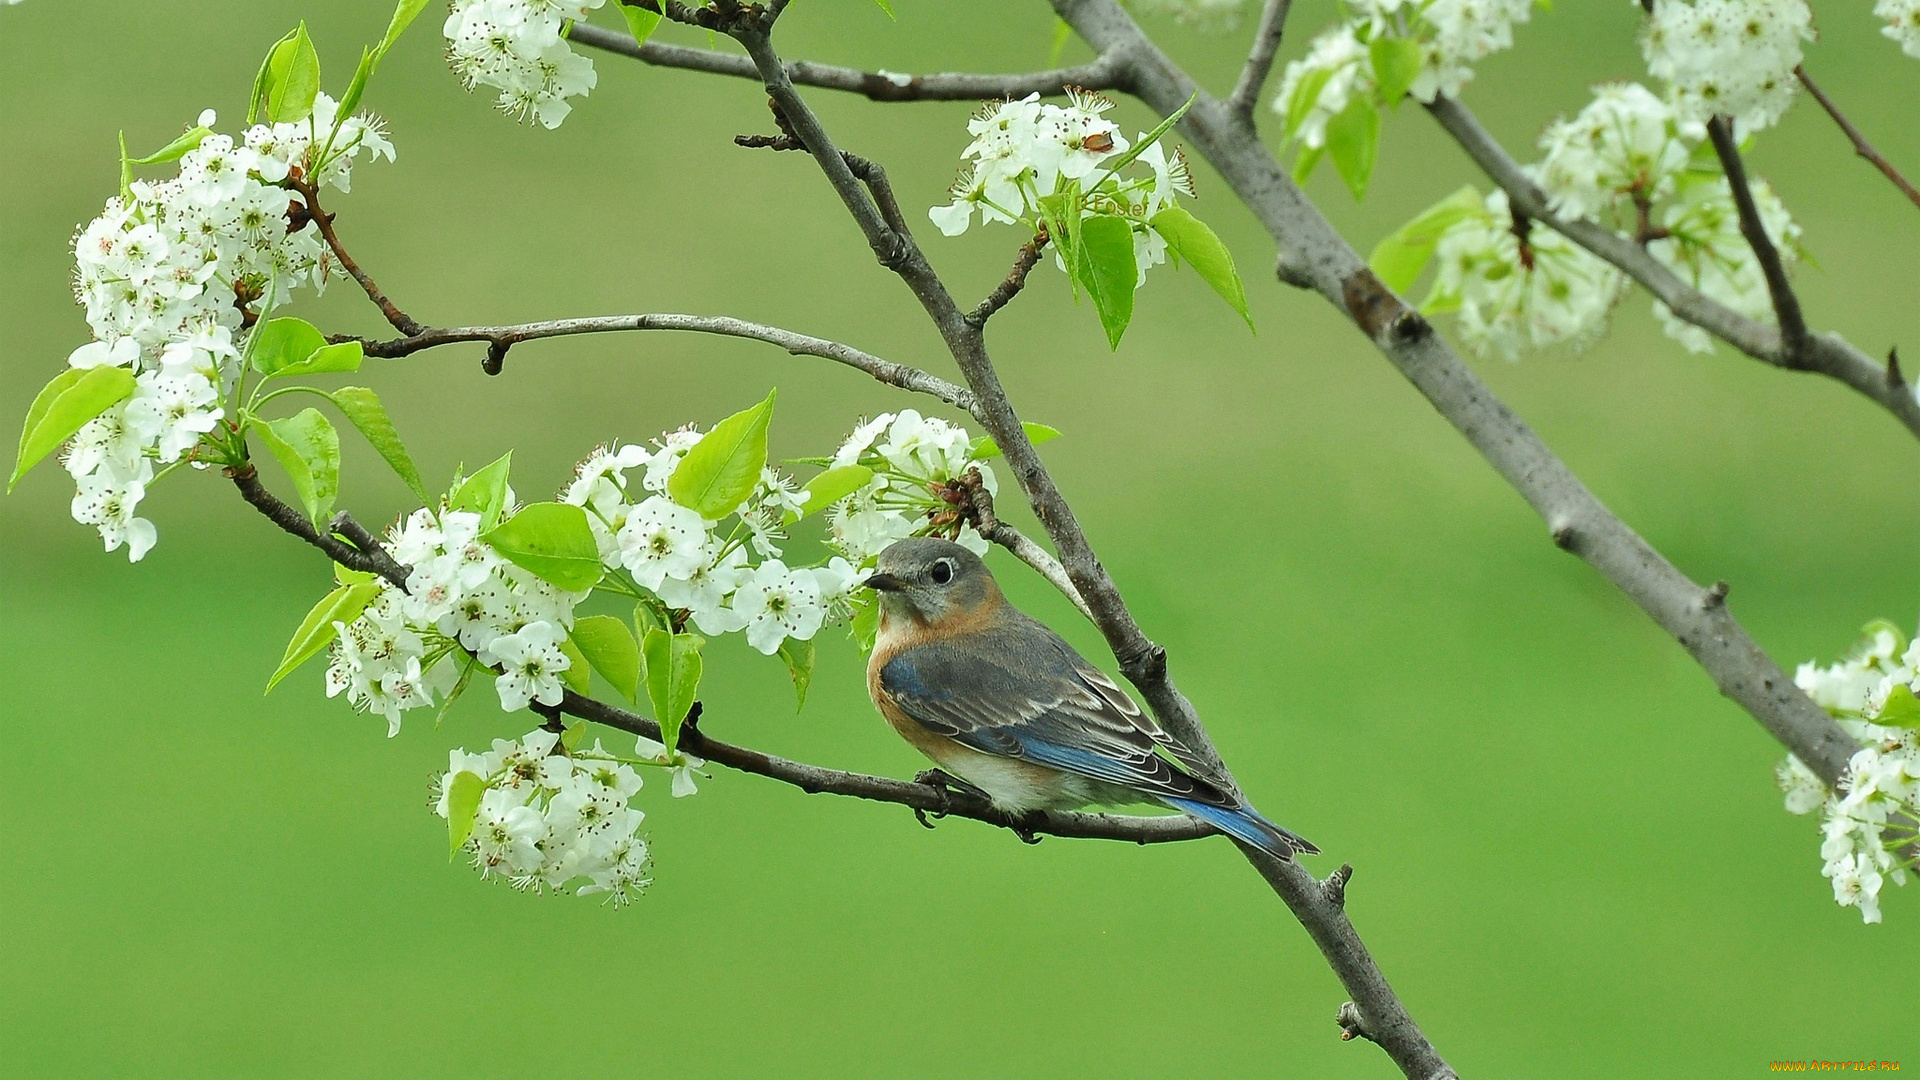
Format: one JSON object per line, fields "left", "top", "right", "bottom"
{"left": 862, "top": 572, "right": 906, "bottom": 593}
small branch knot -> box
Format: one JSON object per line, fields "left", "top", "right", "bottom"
{"left": 1389, "top": 310, "right": 1432, "bottom": 345}
{"left": 483, "top": 338, "right": 511, "bottom": 376}
{"left": 1888, "top": 346, "right": 1906, "bottom": 391}
{"left": 1336, "top": 1001, "right": 1376, "bottom": 1043}
{"left": 1702, "top": 580, "right": 1730, "bottom": 609}
{"left": 1322, "top": 862, "right": 1353, "bottom": 908}
{"left": 1549, "top": 519, "right": 1577, "bottom": 551}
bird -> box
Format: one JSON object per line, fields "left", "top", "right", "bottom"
{"left": 863, "top": 536, "right": 1317, "bottom": 861}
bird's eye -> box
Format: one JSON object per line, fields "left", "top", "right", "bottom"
{"left": 930, "top": 559, "right": 954, "bottom": 585}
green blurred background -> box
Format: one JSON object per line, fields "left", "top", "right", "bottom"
{"left": 3, "top": 1, "right": 1916, "bottom": 1074}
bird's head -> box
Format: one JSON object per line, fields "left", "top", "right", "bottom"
{"left": 863, "top": 537, "right": 998, "bottom": 625}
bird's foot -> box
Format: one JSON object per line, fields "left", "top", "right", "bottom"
{"left": 1009, "top": 814, "right": 1045, "bottom": 846}
{"left": 911, "top": 768, "right": 987, "bottom": 828}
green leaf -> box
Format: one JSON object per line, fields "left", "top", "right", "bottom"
{"left": 249, "top": 317, "right": 329, "bottom": 376}
{"left": 257, "top": 408, "right": 342, "bottom": 526}
{"left": 1368, "top": 184, "right": 1485, "bottom": 293}
{"left": 560, "top": 717, "right": 588, "bottom": 752}
{"left": 1282, "top": 66, "right": 1334, "bottom": 142}
{"left": 1325, "top": 97, "right": 1381, "bottom": 202}
{"left": 572, "top": 615, "right": 641, "bottom": 704}
{"left": 1369, "top": 36, "right": 1424, "bottom": 107}
{"left": 450, "top": 452, "right": 512, "bottom": 530}
{"left": 668, "top": 389, "right": 776, "bottom": 519}
{"left": 617, "top": 0, "right": 664, "bottom": 45}
{"left": 850, "top": 594, "right": 880, "bottom": 653}
{"left": 446, "top": 771, "right": 486, "bottom": 857}
{"left": 379, "top": 0, "right": 435, "bottom": 55}
{"left": 644, "top": 628, "right": 703, "bottom": 757}
{"left": 328, "top": 387, "right": 428, "bottom": 502}
{"left": 335, "top": 46, "right": 378, "bottom": 129}
{"left": 969, "top": 422, "right": 1063, "bottom": 461}
{"left": 777, "top": 636, "right": 815, "bottom": 711}
{"left": 1291, "top": 143, "right": 1325, "bottom": 186}
{"left": 266, "top": 23, "right": 322, "bottom": 124}
{"left": 798, "top": 465, "right": 874, "bottom": 518}
{"left": 266, "top": 581, "right": 381, "bottom": 692}
{"left": 483, "top": 502, "right": 603, "bottom": 591}
{"left": 1037, "top": 191, "right": 1083, "bottom": 294}
{"left": 1075, "top": 214, "right": 1138, "bottom": 350}
{"left": 264, "top": 341, "right": 363, "bottom": 382}
{"left": 129, "top": 126, "right": 213, "bottom": 166}
{"left": 1048, "top": 16, "right": 1073, "bottom": 66}
{"left": 872, "top": 0, "right": 896, "bottom": 17}
{"left": 1877, "top": 683, "right": 1920, "bottom": 729}
{"left": 248, "top": 29, "right": 300, "bottom": 126}
{"left": 1149, "top": 206, "right": 1252, "bottom": 331}
{"left": 634, "top": 598, "right": 669, "bottom": 639}
{"left": 335, "top": 563, "right": 375, "bottom": 586}
{"left": 1858, "top": 618, "right": 1910, "bottom": 659}
{"left": 11, "top": 366, "right": 136, "bottom": 492}
{"left": 558, "top": 634, "right": 591, "bottom": 695}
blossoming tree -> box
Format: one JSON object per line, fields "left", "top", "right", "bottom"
{"left": 11, "top": 0, "right": 1920, "bottom": 1075}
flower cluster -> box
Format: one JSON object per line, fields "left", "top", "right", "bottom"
{"left": 1779, "top": 624, "right": 1920, "bottom": 923}
{"left": 327, "top": 492, "right": 586, "bottom": 735}
{"left": 1637, "top": 0, "right": 1813, "bottom": 135}
{"left": 560, "top": 430, "right": 860, "bottom": 655}
{"left": 435, "top": 728, "right": 663, "bottom": 906}
{"left": 1645, "top": 172, "right": 1800, "bottom": 354}
{"left": 62, "top": 100, "right": 393, "bottom": 560}
{"left": 1273, "top": 0, "right": 1535, "bottom": 137}
{"left": 1534, "top": 82, "right": 1692, "bottom": 228}
{"left": 1424, "top": 189, "right": 1627, "bottom": 360}
{"left": 928, "top": 90, "right": 1194, "bottom": 285}
{"left": 1878, "top": 0, "right": 1920, "bottom": 59}
{"left": 824, "top": 410, "right": 994, "bottom": 569}
{"left": 443, "top": 0, "right": 603, "bottom": 129}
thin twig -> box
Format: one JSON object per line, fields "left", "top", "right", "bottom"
{"left": 343, "top": 313, "right": 977, "bottom": 413}
{"left": 227, "top": 464, "right": 410, "bottom": 587}
{"left": 1796, "top": 65, "right": 1920, "bottom": 213}
{"left": 1705, "top": 115, "right": 1807, "bottom": 355}
{"left": 1424, "top": 93, "right": 1920, "bottom": 439}
{"left": 968, "top": 230, "right": 1051, "bottom": 326}
{"left": 1227, "top": 0, "right": 1293, "bottom": 119}
{"left": 284, "top": 176, "right": 422, "bottom": 337}
{"left": 567, "top": 21, "right": 1130, "bottom": 101}
{"left": 953, "top": 467, "right": 1095, "bottom": 623}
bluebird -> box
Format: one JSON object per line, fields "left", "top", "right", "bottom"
{"left": 864, "top": 537, "right": 1317, "bottom": 861}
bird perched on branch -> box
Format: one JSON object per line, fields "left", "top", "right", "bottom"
{"left": 864, "top": 537, "right": 1316, "bottom": 861}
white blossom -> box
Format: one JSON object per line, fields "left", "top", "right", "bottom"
{"left": 1878, "top": 0, "right": 1920, "bottom": 58}
{"left": 731, "top": 559, "right": 825, "bottom": 655}
{"left": 1647, "top": 174, "right": 1801, "bottom": 354}
{"left": 1535, "top": 83, "right": 1692, "bottom": 227}
{"left": 616, "top": 496, "right": 712, "bottom": 590}
{"left": 443, "top": 0, "right": 604, "bottom": 129}
{"left": 1638, "top": 0, "right": 1813, "bottom": 135}
{"left": 481, "top": 619, "right": 572, "bottom": 712}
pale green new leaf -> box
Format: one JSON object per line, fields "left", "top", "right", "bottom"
{"left": 249, "top": 317, "right": 329, "bottom": 376}
{"left": 257, "top": 408, "right": 342, "bottom": 526}
{"left": 1092, "top": 92, "right": 1195, "bottom": 185}
{"left": 266, "top": 581, "right": 381, "bottom": 692}
{"left": 266, "top": 23, "right": 322, "bottom": 124}
{"left": 1292, "top": 143, "right": 1325, "bottom": 185}
{"left": 1370, "top": 36, "right": 1424, "bottom": 107}
{"left": 380, "top": 0, "right": 435, "bottom": 54}
{"left": 777, "top": 636, "right": 815, "bottom": 711}
{"left": 450, "top": 451, "right": 512, "bottom": 529}
{"left": 572, "top": 615, "right": 641, "bottom": 704}
{"left": 644, "top": 628, "right": 703, "bottom": 757}
{"left": 850, "top": 595, "right": 879, "bottom": 653}
{"left": 329, "top": 387, "right": 428, "bottom": 502}
{"left": 873, "top": 0, "right": 896, "bottom": 17}
{"left": 797, "top": 465, "right": 873, "bottom": 518}
{"left": 969, "top": 422, "right": 1062, "bottom": 460}
{"left": 668, "top": 390, "right": 776, "bottom": 519}
{"left": 248, "top": 29, "right": 300, "bottom": 126}
{"left": 1878, "top": 683, "right": 1920, "bottom": 729}
{"left": 264, "top": 341, "right": 363, "bottom": 382}
{"left": 130, "top": 126, "right": 213, "bottom": 166}
{"left": 1048, "top": 16, "right": 1073, "bottom": 66}
{"left": 558, "top": 634, "right": 591, "bottom": 695}
{"left": 1283, "top": 66, "right": 1335, "bottom": 142}
{"left": 337, "top": 46, "right": 378, "bottom": 121}
{"left": 1149, "top": 206, "right": 1252, "bottom": 330}
{"left": 446, "top": 771, "right": 486, "bottom": 857}
{"left": 618, "top": 0, "right": 664, "bottom": 45}
{"left": 1325, "top": 97, "right": 1381, "bottom": 202}
{"left": 1369, "top": 184, "right": 1484, "bottom": 293}
{"left": 483, "top": 502, "right": 603, "bottom": 592}
{"left": 1076, "top": 214, "right": 1138, "bottom": 350}
{"left": 11, "top": 366, "right": 137, "bottom": 491}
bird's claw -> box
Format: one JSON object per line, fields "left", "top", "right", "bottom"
{"left": 1011, "top": 815, "right": 1044, "bottom": 846}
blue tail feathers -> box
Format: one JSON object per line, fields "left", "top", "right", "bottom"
{"left": 1165, "top": 798, "right": 1319, "bottom": 861}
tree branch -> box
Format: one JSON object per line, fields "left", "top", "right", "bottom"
{"left": 967, "top": 230, "right": 1051, "bottom": 326}
{"left": 285, "top": 176, "right": 423, "bottom": 337}
{"left": 344, "top": 313, "right": 977, "bottom": 412}
{"left": 1705, "top": 115, "right": 1808, "bottom": 355}
{"left": 1227, "top": 0, "right": 1292, "bottom": 120}
{"left": 1796, "top": 65, "right": 1920, "bottom": 214}
{"left": 953, "top": 467, "right": 1095, "bottom": 623}
{"left": 567, "top": 21, "right": 1129, "bottom": 100}
{"left": 227, "top": 463, "right": 410, "bottom": 586}
{"left": 1423, "top": 93, "right": 1920, "bottom": 441}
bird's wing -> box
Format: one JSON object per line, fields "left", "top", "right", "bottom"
{"left": 879, "top": 617, "right": 1238, "bottom": 808}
